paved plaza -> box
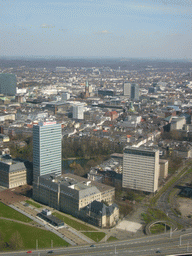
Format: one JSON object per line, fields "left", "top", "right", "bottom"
{"left": 116, "top": 220, "right": 142, "bottom": 233}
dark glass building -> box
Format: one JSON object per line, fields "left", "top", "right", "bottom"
{"left": 0, "top": 73, "right": 17, "bottom": 96}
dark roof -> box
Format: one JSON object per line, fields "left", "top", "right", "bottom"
{"left": 88, "top": 200, "right": 118, "bottom": 217}
{"left": 37, "top": 213, "right": 64, "bottom": 226}
{"left": 0, "top": 161, "right": 26, "bottom": 173}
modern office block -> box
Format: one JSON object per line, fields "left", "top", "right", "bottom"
{"left": 123, "top": 82, "right": 139, "bottom": 100}
{"left": 0, "top": 73, "right": 17, "bottom": 96}
{"left": 73, "top": 103, "right": 84, "bottom": 120}
{"left": 123, "top": 83, "right": 131, "bottom": 97}
{"left": 33, "top": 121, "right": 62, "bottom": 183}
{"left": 123, "top": 146, "right": 159, "bottom": 193}
{"left": 131, "top": 83, "right": 139, "bottom": 100}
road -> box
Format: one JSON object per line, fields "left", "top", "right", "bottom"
{"left": 157, "top": 167, "right": 192, "bottom": 228}
{"left": 2, "top": 229, "right": 192, "bottom": 256}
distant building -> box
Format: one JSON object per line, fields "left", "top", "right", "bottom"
{"left": 170, "top": 116, "right": 186, "bottom": 131}
{"left": 123, "top": 83, "right": 139, "bottom": 100}
{"left": 123, "top": 146, "right": 159, "bottom": 193}
{"left": 0, "top": 73, "right": 17, "bottom": 96}
{"left": 0, "top": 134, "right": 10, "bottom": 142}
{"left": 33, "top": 121, "right": 62, "bottom": 183}
{"left": 98, "top": 89, "right": 115, "bottom": 97}
{"left": 85, "top": 80, "right": 91, "bottom": 98}
{"left": 0, "top": 160, "right": 27, "bottom": 188}
{"left": 56, "top": 67, "right": 68, "bottom": 72}
{"left": 61, "top": 92, "right": 70, "bottom": 101}
{"left": 105, "top": 111, "right": 119, "bottom": 121}
{"left": 73, "top": 103, "right": 84, "bottom": 120}
{"left": 123, "top": 83, "right": 131, "bottom": 97}
{"left": 131, "top": 83, "right": 139, "bottom": 100}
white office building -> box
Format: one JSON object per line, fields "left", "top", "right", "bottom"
{"left": 73, "top": 103, "right": 84, "bottom": 120}
{"left": 33, "top": 121, "right": 62, "bottom": 183}
{"left": 123, "top": 83, "right": 131, "bottom": 97}
{"left": 123, "top": 146, "right": 159, "bottom": 193}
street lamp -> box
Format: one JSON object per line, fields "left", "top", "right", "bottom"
{"left": 180, "top": 232, "right": 192, "bottom": 246}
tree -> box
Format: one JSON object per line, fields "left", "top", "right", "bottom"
{"left": 8, "top": 231, "right": 24, "bottom": 250}
{"left": 69, "top": 162, "right": 85, "bottom": 176}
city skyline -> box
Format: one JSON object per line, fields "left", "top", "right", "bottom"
{"left": 1, "top": 0, "right": 192, "bottom": 60}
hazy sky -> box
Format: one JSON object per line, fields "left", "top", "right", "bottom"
{"left": 0, "top": 0, "right": 192, "bottom": 59}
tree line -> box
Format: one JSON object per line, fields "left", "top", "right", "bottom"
{"left": 62, "top": 136, "right": 123, "bottom": 159}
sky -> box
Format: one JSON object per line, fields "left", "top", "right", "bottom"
{"left": 0, "top": 0, "right": 192, "bottom": 59}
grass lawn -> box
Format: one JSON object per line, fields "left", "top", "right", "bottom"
{"left": 82, "top": 232, "right": 105, "bottom": 242}
{"left": 25, "top": 200, "right": 41, "bottom": 208}
{"left": 150, "top": 223, "right": 170, "bottom": 234}
{"left": 107, "top": 236, "right": 118, "bottom": 242}
{"left": 53, "top": 212, "right": 97, "bottom": 231}
{"left": 0, "top": 219, "right": 69, "bottom": 251}
{"left": 0, "top": 202, "right": 31, "bottom": 223}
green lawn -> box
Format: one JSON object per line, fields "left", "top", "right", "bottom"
{"left": 150, "top": 223, "right": 170, "bottom": 234}
{"left": 25, "top": 200, "right": 41, "bottom": 208}
{"left": 0, "top": 202, "right": 31, "bottom": 223}
{"left": 0, "top": 219, "right": 69, "bottom": 251}
{"left": 107, "top": 236, "right": 118, "bottom": 242}
{"left": 82, "top": 232, "right": 105, "bottom": 242}
{"left": 52, "top": 212, "right": 97, "bottom": 231}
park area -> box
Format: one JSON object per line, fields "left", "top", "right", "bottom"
{"left": 0, "top": 186, "right": 69, "bottom": 252}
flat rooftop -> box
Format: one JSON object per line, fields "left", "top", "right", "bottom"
{"left": 41, "top": 172, "right": 114, "bottom": 193}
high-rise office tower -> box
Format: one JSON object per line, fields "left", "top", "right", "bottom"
{"left": 33, "top": 121, "right": 62, "bottom": 183}
{"left": 123, "top": 83, "right": 131, "bottom": 98}
{"left": 123, "top": 83, "right": 139, "bottom": 100}
{"left": 0, "top": 73, "right": 17, "bottom": 96}
{"left": 123, "top": 146, "right": 159, "bottom": 193}
{"left": 131, "top": 83, "right": 139, "bottom": 101}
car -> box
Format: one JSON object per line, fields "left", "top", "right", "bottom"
{"left": 47, "top": 251, "right": 53, "bottom": 254}
{"left": 156, "top": 250, "right": 161, "bottom": 253}
{"left": 90, "top": 244, "right": 95, "bottom": 247}
{"left": 27, "top": 251, "right": 32, "bottom": 254}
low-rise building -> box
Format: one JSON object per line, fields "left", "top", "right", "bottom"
{"left": 33, "top": 173, "right": 118, "bottom": 227}
{"left": 81, "top": 200, "right": 119, "bottom": 228}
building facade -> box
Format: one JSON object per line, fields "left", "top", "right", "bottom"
{"left": 0, "top": 73, "right": 17, "bottom": 96}
{"left": 123, "top": 83, "right": 139, "bottom": 100}
{"left": 33, "top": 121, "right": 62, "bottom": 183}
{"left": 123, "top": 83, "right": 131, "bottom": 97}
{"left": 33, "top": 173, "right": 117, "bottom": 227}
{"left": 73, "top": 103, "right": 84, "bottom": 120}
{"left": 0, "top": 161, "right": 27, "bottom": 188}
{"left": 81, "top": 200, "right": 119, "bottom": 228}
{"left": 123, "top": 146, "right": 159, "bottom": 193}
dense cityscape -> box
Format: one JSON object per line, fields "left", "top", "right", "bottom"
{"left": 0, "top": 58, "right": 192, "bottom": 255}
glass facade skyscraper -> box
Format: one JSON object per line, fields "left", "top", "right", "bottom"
{"left": 0, "top": 73, "right": 17, "bottom": 96}
{"left": 33, "top": 122, "right": 62, "bottom": 183}
{"left": 123, "top": 82, "right": 139, "bottom": 100}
